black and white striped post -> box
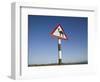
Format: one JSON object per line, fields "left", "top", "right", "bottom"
{"left": 58, "top": 38, "right": 62, "bottom": 65}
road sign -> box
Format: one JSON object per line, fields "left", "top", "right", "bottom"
{"left": 50, "top": 24, "right": 68, "bottom": 65}
{"left": 51, "top": 24, "right": 68, "bottom": 40}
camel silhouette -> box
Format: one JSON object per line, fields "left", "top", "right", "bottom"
{"left": 58, "top": 28, "right": 63, "bottom": 37}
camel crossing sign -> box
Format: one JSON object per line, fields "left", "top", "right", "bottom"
{"left": 51, "top": 24, "right": 67, "bottom": 40}
{"left": 51, "top": 24, "right": 68, "bottom": 64}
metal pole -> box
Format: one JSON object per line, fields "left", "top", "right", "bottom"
{"left": 58, "top": 38, "right": 62, "bottom": 65}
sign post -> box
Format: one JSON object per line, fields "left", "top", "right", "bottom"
{"left": 51, "top": 24, "right": 68, "bottom": 65}
{"left": 58, "top": 38, "right": 62, "bottom": 64}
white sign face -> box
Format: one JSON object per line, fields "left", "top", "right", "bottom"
{"left": 51, "top": 24, "right": 68, "bottom": 40}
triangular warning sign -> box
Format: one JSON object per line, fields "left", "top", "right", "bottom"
{"left": 51, "top": 24, "right": 68, "bottom": 40}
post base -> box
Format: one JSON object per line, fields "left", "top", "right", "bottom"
{"left": 58, "top": 59, "right": 62, "bottom": 65}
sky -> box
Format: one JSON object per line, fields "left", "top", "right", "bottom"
{"left": 28, "top": 15, "right": 88, "bottom": 65}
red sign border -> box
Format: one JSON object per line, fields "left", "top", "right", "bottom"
{"left": 50, "top": 24, "right": 68, "bottom": 40}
